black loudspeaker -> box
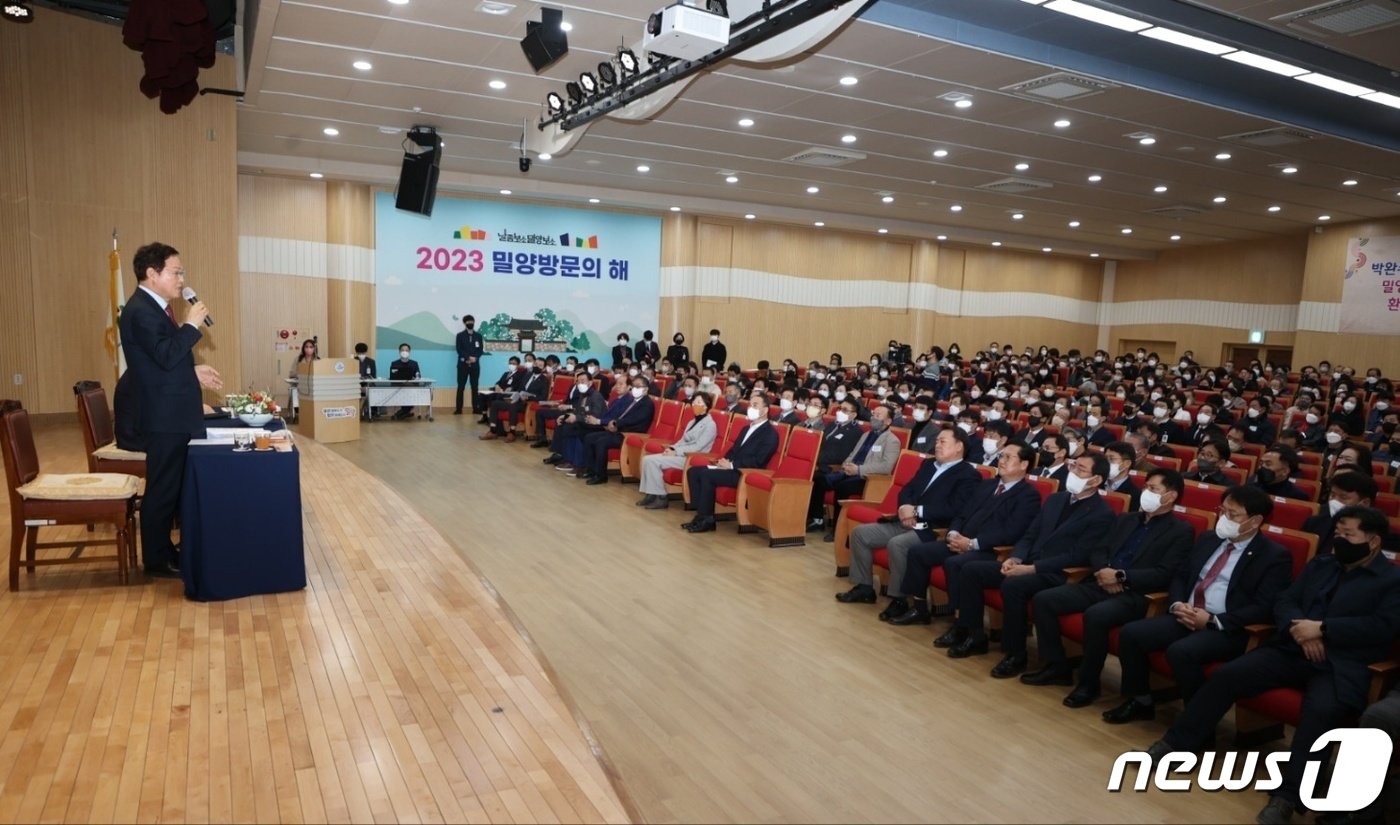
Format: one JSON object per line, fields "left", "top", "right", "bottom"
{"left": 520, "top": 7, "right": 568, "bottom": 72}
{"left": 395, "top": 130, "right": 442, "bottom": 217}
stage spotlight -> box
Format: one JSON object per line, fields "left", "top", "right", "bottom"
{"left": 565, "top": 81, "right": 583, "bottom": 105}
{"left": 578, "top": 71, "right": 598, "bottom": 95}
{"left": 597, "top": 62, "right": 617, "bottom": 87}
{"left": 617, "top": 49, "right": 639, "bottom": 76}
{"left": 546, "top": 92, "right": 565, "bottom": 114}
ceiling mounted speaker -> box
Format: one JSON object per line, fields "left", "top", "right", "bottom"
{"left": 520, "top": 6, "right": 569, "bottom": 72}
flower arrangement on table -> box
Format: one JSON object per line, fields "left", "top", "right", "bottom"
{"left": 226, "top": 391, "right": 281, "bottom": 424}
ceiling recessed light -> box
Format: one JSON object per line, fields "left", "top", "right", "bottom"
{"left": 806, "top": 186, "right": 820, "bottom": 194}
{"left": 814, "top": 221, "right": 825, "bottom": 227}
{"left": 309, "top": 172, "right": 324, "bottom": 179}
{"left": 670, "top": 206, "right": 681, "bottom": 212}
{"left": 725, "top": 175, "right": 739, "bottom": 184}
{"left": 1281, "top": 166, "right": 1298, "bottom": 175}
{"left": 352, "top": 60, "right": 373, "bottom": 71}
{"left": 1042, "top": 247, "right": 1053, "bottom": 252}
{"left": 838, "top": 76, "right": 858, "bottom": 86}
{"left": 1138, "top": 137, "right": 1156, "bottom": 146}
{"left": 488, "top": 79, "right": 507, "bottom": 90}
{"left": 991, "top": 241, "right": 1003, "bottom": 247}
{"left": 1068, "top": 220, "right": 1081, "bottom": 228}
{"left": 877, "top": 228, "right": 888, "bottom": 234}
{"left": 1318, "top": 215, "right": 1331, "bottom": 221}
{"left": 881, "top": 195, "right": 894, "bottom": 204}
{"left": 936, "top": 235, "right": 948, "bottom": 241}
{"left": 323, "top": 127, "right": 340, "bottom": 136}
{"left": 1342, "top": 179, "right": 1358, "bottom": 186}
{"left": 499, "top": 189, "right": 512, "bottom": 195}
{"left": 1120, "top": 227, "right": 1133, "bottom": 234}
{"left": 559, "top": 20, "right": 573, "bottom": 32}
{"left": 388, "top": 0, "right": 408, "bottom": 5}
{"left": 744, "top": 214, "right": 756, "bottom": 220}
{"left": 1153, "top": 185, "right": 1168, "bottom": 193}
{"left": 1268, "top": 205, "right": 1282, "bottom": 212}
{"left": 950, "top": 204, "right": 963, "bottom": 212}
{"left": 737, "top": 117, "right": 755, "bottom": 127}
{"left": 1014, "top": 162, "right": 1030, "bottom": 171}
{"left": 1053, "top": 119, "right": 1071, "bottom": 128}
{"left": 1214, "top": 152, "right": 1232, "bottom": 161}
{"left": 1090, "top": 252, "right": 1101, "bottom": 258}
{"left": 1170, "top": 234, "right": 1182, "bottom": 241}
{"left": 538, "top": 153, "right": 551, "bottom": 161}
{"left": 1213, "top": 196, "right": 1228, "bottom": 204}
{"left": 477, "top": 1, "right": 510, "bottom": 12}
{"left": 588, "top": 198, "right": 600, "bottom": 204}
{"left": 954, "top": 98, "right": 973, "bottom": 109}
{"left": 841, "top": 134, "right": 857, "bottom": 144}
{"left": 637, "top": 164, "right": 650, "bottom": 173}
{"left": 1011, "top": 213, "right": 1024, "bottom": 220}
{"left": 1087, "top": 174, "right": 1102, "bottom": 183}
{"left": 932, "top": 149, "right": 949, "bottom": 158}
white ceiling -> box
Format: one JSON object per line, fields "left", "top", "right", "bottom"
{"left": 236, "top": 0, "right": 1400, "bottom": 259}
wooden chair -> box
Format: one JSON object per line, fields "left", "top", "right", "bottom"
{"left": 619, "top": 399, "right": 685, "bottom": 481}
{"left": 832, "top": 450, "right": 924, "bottom": 575}
{"left": 736, "top": 427, "right": 823, "bottom": 546}
{"left": 1, "top": 406, "right": 139, "bottom": 590}
{"left": 522, "top": 374, "right": 573, "bottom": 440}
{"left": 73, "top": 381, "right": 146, "bottom": 479}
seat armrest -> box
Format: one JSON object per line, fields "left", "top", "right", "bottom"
{"left": 1062, "top": 566, "right": 1092, "bottom": 584}
{"left": 1143, "top": 592, "right": 1170, "bottom": 618}
{"left": 993, "top": 545, "right": 1015, "bottom": 562}
{"left": 1368, "top": 660, "right": 1400, "bottom": 705}
{"left": 1243, "top": 624, "right": 1275, "bottom": 651}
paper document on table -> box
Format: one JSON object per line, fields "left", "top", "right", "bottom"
{"left": 205, "top": 428, "right": 270, "bottom": 441}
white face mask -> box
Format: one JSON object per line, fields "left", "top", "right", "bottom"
{"left": 1174, "top": 409, "right": 1191, "bottom": 423}
{"left": 1107, "top": 460, "right": 1123, "bottom": 478}
{"left": 1138, "top": 489, "right": 1164, "bottom": 513}
{"left": 1228, "top": 440, "right": 1244, "bottom": 453}
{"left": 1305, "top": 413, "right": 1320, "bottom": 424}
{"left": 948, "top": 405, "right": 962, "bottom": 418}
{"left": 912, "top": 409, "right": 928, "bottom": 422}
{"left": 970, "top": 390, "right": 982, "bottom": 400}
{"left": 995, "top": 389, "right": 1008, "bottom": 400}
{"left": 1215, "top": 515, "right": 1243, "bottom": 541}
{"left": 981, "top": 437, "right": 999, "bottom": 456}
{"left": 575, "top": 383, "right": 590, "bottom": 393}
{"left": 1344, "top": 402, "right": 1357, "bottom": 413}
{"left": 1377, "top": 401, "right": 1390, "bottom": 411}
{"left": 813, "top": 371, "right": 825, "bottom": 381}
{"left": 524, "top": 361, "right": 535, "bottom": 369}
{"left": 870, "top": 359, "right": 879, "bottom": 367}
{"left": 1064, "top": 472, "right": 1089, "bottom": 495}
{"left": 683, "top": 386, "right": 696, "bottom": 398}
{"left": 1196, "top": 412, "right": 1212, "bottom": 425}
{"left": 1325, "top": 431, "right": 1344, "bottom": 445}
{"left": 1154, "top": 406, "right": 1169, "bottom": 418}
{"left": 711, "top": 335, "right": 720, "bottom": 343}
{"left": 834, "top": 390, "right": 847, "bottom": 401}
{"left": 1247, "top": 408, "right": 1261, "bottom": 419}
{"left": 957, "top": 422, "right": 974, "bottom": 434}
{"left": 587, "top": 365, "right": 598, "bottom": 375}
{"left": 835, "top": 411, "right": 851, "bottom": 424}
{"left": 399, "top": 351, "right": 410, "bottom": 360}
{"left": 878, "top": 370, "right": 888, "bottom": 379}
{"left": 917, "top": 360, "right": 928, "bottom": 368}
{"left": 818, "top": 389, "right": 830, "bottom": 398}
{"left": 1066, "top": 440, "right": 1079, "bottom": 454}
{"left": 628, "top": 368, "right": 639, "bottom": 377}
{"left": 806, "top": 405, "right": 822, "bottom": 419}
{"left": 630, "top": 387, "right": 646, "bottom": 398}
{"left": 746, "top": 406, "right": 762, "bottom": 421}
{"left": 779, "top": 398, "right": 794, "bottom": 411}
{"left": 1328, "top": 498, "right": 1346, "bottom": 517}
{"left": 1085, "top": 415, "right": 1100, "bottom": 429}
{"left": 876, "top": 387, "right": 888, "bottom": 397}
{"left": 618, "top": 339, "right": 627, "bottom": 346}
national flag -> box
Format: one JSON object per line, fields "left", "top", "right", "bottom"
{"left": 104, "top": 233, "right": 126, "bottom": 384}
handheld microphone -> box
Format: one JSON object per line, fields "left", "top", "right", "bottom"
{"left": 181, "top": 286, "right": 214, "bottom": 327}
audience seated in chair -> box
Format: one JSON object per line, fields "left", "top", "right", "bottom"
{"left": 681, "top": 395, "right": 780, "bottom": 534}
{"left": 637, "top": 392, "right": 717, "bottom": 511}
{"left": 806, "top": 403, "right": 900, "bottom": 542}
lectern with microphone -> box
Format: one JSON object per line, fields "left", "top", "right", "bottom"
{"left": 297, "top": 358, "right": 361, "bottom": 443}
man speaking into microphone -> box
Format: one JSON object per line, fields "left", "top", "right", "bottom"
{"left": 120, "top": 242, "right": 222, "bottom": 578}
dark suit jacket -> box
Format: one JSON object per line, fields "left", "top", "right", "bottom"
{"left": 518, "top": 371, "right": 549, "bottom": 400}
{"left": 1038, "top": 464, "right": 1069, "bottom": 487}
{"left": 357, "top": 355, "right": 377, "bottom": 379}
{"left": 1012, "top": 491, "right": 1115, "bottom": 576}
{"left": 1086, "top": 427, "right": 1115, "bottom": 448}
{"left": 389, "top": 358, "right": 421, "bottom": 381}
{"left": 1242, "top": 416, "right": 1277, "bottom": 445}
{"left": 1251, "top": 475, "right": 1308, "bottom": 501}
{"left": 1158, "top": 422, "right": 1190, "bottom": 445}
{"left": 601, "top": 393, "right": 654, "bottom": 433}
{"left": 1017, "top": 427, "right": 1050, "bottom": 450}
{"left": 817, "top": 421, "right": 863, "bottom": 466}
{"left": 634, "top": 340, "right": 661, "bottom": 363}
{"left": 1272, "top": 553, "right": 1400, "bottom": 709}
{"left": 1168, "top": 531, "right": 1292, "bottom": 632}
{"left": 455, "top": 329, "right": 484, "bottom": 361}
{"left": 1188, "top": 423, "right": 1223, "bottom": 445}
{"left": 908, "top": 421, "right": 939, "bottom": 454}
{"left": 1183, "top": 469, "right": 1232, "bottom": 486}
{"left": 724, "top": 420, "right": 779, "bottom": 469}
{"left": 701, "top": 341, "right": 727, "bottom": 369}
{"left": 1091, "top": 512, "right": 1194, "bottom": 593}
{"left": 118, "top": 287, "right": 204, "bottom": 437}
{"left": 897, "top": 459, "right": 980, "bottom": 537}
{"left": 1302, "top": 513, "right": 1338, "bottom": 554}
{"left": 113, "top": 368, "right": 144, "bottom": 451}
{"left": 951, "top": 477, "right": 1042, "bottom": 550}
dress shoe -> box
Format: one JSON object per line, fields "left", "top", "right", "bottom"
{"left": 822, "top": 530, "right": 835, "bottom": 543}
{"left": 504, "top": 433, "right": 517, "bottom": 443}
{"left": 947, "top": 636, "right": 990, "bottom": 658}
{"left": 888, "top": 606, "right": 933, "bottom": 626}
{"left": 637, "top": 495, "right": 656, "bottom": 506}
{"left": 543, "top": 454, "right": 563, "bottom": 465}
{"left": 806, "top": 518, "right": 825, "bottom": 533}
{"left": 453, "top": 409, "right": 463, "bottom": 415}
{"left": 1020, "top": 666, "right": 1073, "bottom": 686}
{"left": 834, "top": 566, "right": 849, "bottom": 578}
{"left": 645, "top": 497, "right": 669, "bottom": 510}
{"left": 1102, "top": 699, "right": 1155, "bottom": 725}
{"left": 577, "top": 470, "right": 596, "bottom": 481}
{"left": 683, "top": 517, "right": 717, "bottom": 533}
{"left": 1062, "top": 685, "right": 1100, "bottom": 708}
{"left": 478, "top": 432, "right": 498, "bottom": 441}
{"left": 989, "top": 652, "right": 1028, "bottom": 678}
{"left": 878, "top": 598, "right": 909, "bottom": 622}
{"left": 1145, "top": 739, "right": 1173, "bottom": 761}
{"left": 531, "top": 439, "right": 550, "bottom": 448}
{"left": 1255, "top": 796, "right": 1295, "bottom": 825}
{"left": 147, "top": 562, "right": 180, "bottom": 579}
{"left": 834, "top": 584, "right": 878, "bottom": 604}
{"left": 933, "top": 626, "right": 968, "bottom": 649}
{"left": 586, "top": 476, "right": 607, "bottom": 485}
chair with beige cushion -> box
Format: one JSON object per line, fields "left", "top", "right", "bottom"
{"left": 74, "top": 380, "right": 146, "bottom": 478}
{"left": 1, "top": 404, "right": 139, "bottom": 590}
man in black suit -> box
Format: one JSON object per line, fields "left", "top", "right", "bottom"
{"left": 634, "top": 330, "right": 661, "bottom": 364}
{"left": 477, "top": 355, "right": 524, "bottom": 423}
{"left": 888, "top": 443, "right": 1042, "bottom": 625}
{"left": 353, "top": 342, "right": 379, "bottom": 419}
{"left": 1241, "top": 395, "right": 1277, "bottom": 445}
{"left": 481, "top": 355, "right": 550, "bottom": 442}
{"left": 1083, "top": 407, "right": 1115, "bottom": 449}
{"left": 454, "top": 315, "right": 484, "bottom": 415}
{"left": 119, "top": 242, "right": 220, "bottom": 578}
{"left": 1250, "top": 445, "right": 1309, "bottom": 501}
{"left": 906, "top": 396, "right": 940, "bottom": 454}
{"left": 1033, "top": 434, "right": 1071, "bottom": 487}
{"left": 579, "top": 375, "right": 656, "bottom": 486}
{"left": 1106, "top": 485, "right": 1291, "bottom": 723}
{"left": 1187, "top": 402, "right": 1224, "bottom": 446}
{"left": 1304, "top": 471, "right": 1378, "bottom": 552}
{"left": 946, "top": 453, "right": 1116, "bottom": 674}
{"left": 1102, "top": 441, "right": 1142, "bottom": 510}
{"left": 682, "top": 395, "right": 779, "bottom": 532}
{"left": 1015, "top": 403, "right": 1052, "bottom": 450}
{"left": 1025, "top": 468, "right": 1194, "bottom": 704}
{"left": 610, "top": 333, "right": 632, "bottom": 371}
{"left": 838, "top": 429, "right": 981, "bottom": 609}
{"left": 1145, "top": 507, "right": 1400, "bottom": 825}
{"left": 388, "top": 343, "right": 423, "bottom": 420}
{"left": 700, "top": 329, "right": 727, "bottom": 371}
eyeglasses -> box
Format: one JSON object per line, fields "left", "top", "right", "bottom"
{"left": 1217, "top": 508, "right": 1248, "bottom": 521}
{"left": 162, "top": 268, "right": 187, "bottom": 278}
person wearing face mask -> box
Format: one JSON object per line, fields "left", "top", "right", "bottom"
{"left": 1108, "top": 485, "right": 1290, "bottom": 725}
{"left": 973, "top": 420, "right": 1013, "bottom": 467}
{"left": 637, "top": 391, "right": 718, "bottom": 510}
{"left": 454, "top": 315, "right": 485, "bottom": 415}
{"left": 810, "top": 399, "right": 865, "bottom": 477}
{"left": 1033, "top": 434, "right": 1071, "bottom": 486}
{"left": 1145, "top": 506, "right": 1400, "bottom": 825}
{"left": 1365, "top": 391, "right": 1394, "bottom": 434}
{"left": 772, "top": 388, "right": 802, "bottom": 425}
{"left": 1015, "top": 403, "right": 1052, "bottom": 450}
{"left": 1082, "top": 406, "right": 1113, "bottom": 449}
{"left": 1187, "top": 403, "right": 1223, "bottom": 446}
{"left": 530, "top": 370, "right": 602, "bottom": 449}
{"left": 949, "top": 453, "right": 1116, "bottom": 671}
{"left": 682, "top": 395, "right": 779, "bottom": 533}
{"left": 793, "top": 394, "right": 828, "bottom": 430}
{"left": 663, "top": 333, "right": 690, "bottom": 369}
{"left": 837, "top": 429, "right": 981, "bottom": 608}
{"left": 907, "top": 396, "right": 940, "bottom": 453}
{"left": 476, "top": 355, "right": 524, "bottom": 424}
{"left": 480, "top": 354, "right": 549, "bottom": 442}
{"left": 1102, "top": 442, "right": 1142, "bottom": 509}
{"left": 610, "top": 333, "right": 632, "bottom": 371}
{"left": 1249, "top": 446, "right": 1308, "bottom": 501}
{"left": 539, "top": 371, "right": 610, "bottom": 468}
{"left": 699, "top": 329, "right": 726, "bottom": 371}
{"left": 1240, "top": 397, "right": 1277, "bottom": 445}
{"left": 1304, "top": 471, "right": 1380, "bottom": 551}
{"left": 1333, "top": 392, "right": 1366, "bottom": 437}
{"left": 808, "top": 404, "right": 901, "bottom": 542}
{"left": 389, "top": 343, "right": 424, "bottom": 420}
{"left": 1183, "top": 438, "right": 1233, "bottom": 486}
{"left": 1026, "top": 468, "right": 1195, "bottom": 702}
{"left": 1371, "top": 409, "right": 1400, "bottom": 454}
{"left": 634, "top": 330, "right": 661, "bottom": 365}
{"left": 576, "top": 378, "right": 656, "bottom": 485}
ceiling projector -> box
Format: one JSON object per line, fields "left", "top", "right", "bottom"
{"left": 643, "top": 2, "right": 731, "bottom": 60}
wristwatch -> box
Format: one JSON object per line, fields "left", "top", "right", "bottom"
{"left": 1114, "top": 569, "right": 1127, "bottom": 584}
{"left": 1320, "top": 621, "right": 1329, "bottom": 640}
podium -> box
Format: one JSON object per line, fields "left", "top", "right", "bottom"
{"left": 297, "top": 359, "right": 361, "bottom": 443}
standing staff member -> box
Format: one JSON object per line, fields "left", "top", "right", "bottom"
{"left": 120, "top": 242, "right": 221, "bottom": 578}
{"left": 455, "top": 315, "right": 485, "bottom": 415}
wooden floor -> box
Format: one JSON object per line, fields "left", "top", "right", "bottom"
{"left": 0, "top": 416, "right": 631, "bottom": 824}
{"left": 324, "top": 414, "right": 1272, "bottom": 824}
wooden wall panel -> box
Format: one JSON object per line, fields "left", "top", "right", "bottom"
{"left": 1115, "top": 235, "right": 1308, "bottom": 304}
{"left": 683, "top": 301, "right": 915, "bottom": 368}
{"left": 729, "top": 223, "right": 916, "bottom": 284}
{"left": 238, "top": 175, "right": 328, "bottom": 242}
{"left": 1111, "top": 324, "right": 1297, "bottom": 365}
{"left": 1300, "top": 217, "right": 1400, "bottom": 302}
{"left": 238, "top": 272, "right": 328, "bottom": 400}
{"left": 0, "top": 26, "right": 38, "bottom": 409}
{"left": 922, "top": 314, "right": 1098, "bottom": 355}
{"left": 326, "top": 181, "right": 375, "bottom": 248}
{"left": 961, "top": 248, "right": 1102, "bottom": 300}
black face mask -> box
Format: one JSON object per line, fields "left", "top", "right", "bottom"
{"left": 1038, "top": 450, "right": 1057, "bottom": 467}
{"left": 1382, "top": 422, "right": 1397, "bottom": 435}
{"left": 1333, "top": 537, "right": 1372, "bottom": 565}
{"left": 466, "top": 324, "right": 475, "bottom": 330}
{"left": 1255, "top": 467, "right": 1277, "bottom": 486}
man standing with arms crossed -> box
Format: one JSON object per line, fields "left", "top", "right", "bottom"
{"left": 455, "top": 314, "right": 485, "bottom": 415}
{"left": 120, "top": 242, "right": 221, "bottom": 578}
